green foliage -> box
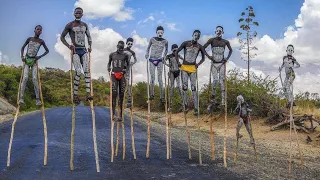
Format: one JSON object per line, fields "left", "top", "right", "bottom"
{"left": 1, "top": 64, "right": 318, "bottom": 117}
{"left": 0, "top": 65, "right": 108, "bottom": 111}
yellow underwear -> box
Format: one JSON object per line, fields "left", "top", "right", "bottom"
{"left": 180, "top": 64, "right": 196, "bottom": 73}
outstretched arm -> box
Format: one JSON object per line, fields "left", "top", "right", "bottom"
{"left": 60, "top": 24, "right": 71, "bottom": 49}
{"left": 85, "top": 23, "right": 92, "bottom": 52}
{"left": 21, "top": 38, "right": 30, "bottom": 60}
{"left": 145, "top": 38, "right": 152, "bottom": 59}
{"left": 37, "top": 41, "right": 49, "bottom": 60}
{"left": 225, "top": 41, "right": 233, "bottom": 61}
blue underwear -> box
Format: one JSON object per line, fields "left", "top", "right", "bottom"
{"left": 149, "top": 59, "right": 162, "bottom": 66}
{"left": 74, "top": 48, "right": 87, "bottom": 58}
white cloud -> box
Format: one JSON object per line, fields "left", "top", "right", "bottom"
{"left": 0, "top": 51, "right": 9, "bottom": 64}
{"left": 131, "top": 30, "right": 148, "bottom": 47}
{"left": 166, "top": 23, "right": 180, "bottom": 32}
{"left": 137, "top": 15, "right": 155, "bottom": 25}
{"left": 54, "top": 25, "right": 150, "bottom": 83}
{"left": 53, "top": 0, "right": 319, "bottom": 95}
{"left": 74, "top": 0, "right": 134, "bottom": 21}
{"left": 250, "top": 0, "right": 320, "bottom": 66}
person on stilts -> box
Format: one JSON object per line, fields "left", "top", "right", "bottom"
{"left": 175, "top": 30, "right": 208, "bottom": 116}
{"left": 145, "top": 26, "right": 168, "bottom": 104}
{"left": 203, "top": 26, "right": 232, "bottom": 111}
{"left": 234, "top": 95, "right": 255, "bottom": 145}
{"left": 108, "top": 41, "right": 130, "bottom": 121}
{"left": 164, "top": 44, "right": 184, "bottom": 112}
{"left": 19, "top": 25, "right": 49, "bottom": 105}
{"left": 60, "top": 7, "right": 93, "bottom": 104}
{"left": 279, "top": 44, "right": 300, "bottom": 108}
{"left": 124, "top": 38, "right": 137, "bottom": 108}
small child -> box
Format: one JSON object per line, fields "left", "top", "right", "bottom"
{"left": 234, "top": 95, "right": 255, "bottom": 145}
{"left": 19, "top": 25, "right": 49, "bottom": 105}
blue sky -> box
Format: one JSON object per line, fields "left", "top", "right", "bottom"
{"left": 3, "top": 0, "right": 319, "bottom": 94}
{"left": 0, "top": 0, "right": 304, "bottom": 66}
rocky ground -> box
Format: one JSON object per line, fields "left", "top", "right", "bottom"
{"left": 129, "top": 108, "right": 320, "bottom": 180}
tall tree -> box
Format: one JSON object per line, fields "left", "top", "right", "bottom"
{"left": 237, "top": 6, "right": 259, "bottom": 83}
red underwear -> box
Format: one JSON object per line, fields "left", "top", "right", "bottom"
{"left": 114, "top": 72, "right": 124, "bottom": 80}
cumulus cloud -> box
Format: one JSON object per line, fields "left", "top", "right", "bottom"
{"left": 0, "top": 51, "right": 9, "bottom": 64}
{"left": 53, "top": 0, "right": 319, "bottom": 94}
{"left": 74, "top": 0, "right": 134, "bottom": 21}
{"left": 252, "top": 0, "right": 320, "bottom": 66}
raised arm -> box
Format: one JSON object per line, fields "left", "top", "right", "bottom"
{"left": 145, "top": 38, "right": 152, "bottom": 59}
{"left": 21, "top": 38, "right": 30, "bottom": 61}
{"left": 85, "top": 23, "right": 92, "bottom": 52}
{"left": 225, "top": 40, "right": 233, "bottom": 61}
{"left": 37, "top": 41, "right": 49, "bottom": 60}
{"left": 60, "top": 24, "right": 71, "bottom": 50}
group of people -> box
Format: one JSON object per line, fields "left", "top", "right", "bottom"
{"left": 18, "top": 7, "right": 300, "bottom": 145}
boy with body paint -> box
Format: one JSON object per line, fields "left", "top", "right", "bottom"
{"left": 60, "top": 7, "right": 93, "bottom": 104}
{"left": 108, "top": 41, "right": 130, "bottom": 121}
{"left": 279, "top": 44, "right": 300, "bottom": 108}
{"left": 175, "top": 30, "right": 208, "bottom": 116}
{"left": 124, "top": 38, "right": 138, "bottom": 108}
{"left": 164, "top": 44, "right": 184, "bottom": 112}
{"left": 203, "top": 26, "right": 233, "bottom": 111}
{"left": 145, "top": 26, "right": 168, "bottom": 103}
{"left": 234, "top": 95, "right": 255, "bottom": 145}
{"left": 19, "top": 25, "right": 49, "bottom": 105}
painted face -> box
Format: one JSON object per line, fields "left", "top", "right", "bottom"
{"left": 117, "top": 43, "right": 124, "bottom": 52}
{"left": 156, "top": 30, "right": 164, "bottom": 38}
{"left": 126, "top": 41, "right": 133, "bottom": 48}
{"left": 216, "top": 27, "right": 223, "bottom": 37}
{"left": 287, "top": 46, "right": 294, "bottom": 56}
{"left": 237, "top": 95, "right": 244, "bottom": 104}
{"left": 172, "top": 47, "right": 178, "bottom": 53}
{"left": 34, "top": 26, "right": 42, "bottom": 36}
{"left": 192, "top": 32, "right": 200, "bottom": 41}
{"left": 74, "top": 9, "right": 83, "bottom": 20}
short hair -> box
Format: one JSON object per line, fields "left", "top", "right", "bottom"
{"left": 287, "top": 44, "right": 294, "bottom": 49}
{"left": 35, "top": 25, "right": 42, "bottom": 30}
{"left": 118, "top": 40, "right": 125, "bottom": 45}
{"left": 193, "top": 30, "right": 201, "bottom": 35}
{"left": 156, "top": 26, "right": 164, "bottom": 31}
{"left": 126, "top": 38, "right": 134, "bottom": 43}
{"left": 216, "top": 26, "right": 224, "bottom": 31}
{"left": 171, "top": 44, "right": 178, "bottom": 50}
{"left": 74, "top": 7, "right": 83, "bottom": 12}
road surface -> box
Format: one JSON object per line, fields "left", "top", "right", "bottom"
{"left": 0, "top": 107, "right": 241, "bottom": 180}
